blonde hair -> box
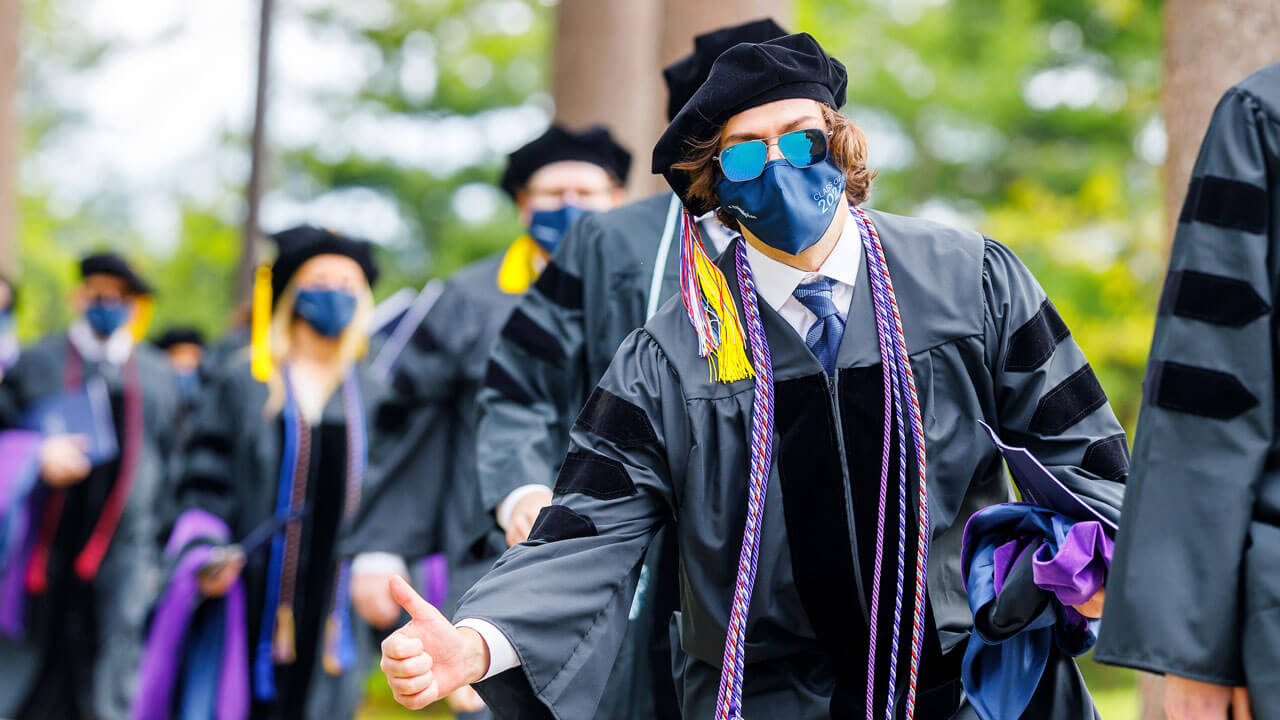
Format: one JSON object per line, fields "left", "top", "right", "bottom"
{"left": 672, "top": 104, "right": 876, "bottom": 229}
{"left": 262, "top": 280, "right": 374, "bottom": 417}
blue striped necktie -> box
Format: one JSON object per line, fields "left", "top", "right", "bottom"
{"left": 793, "top": 277, "right": 845, "bottom": 377}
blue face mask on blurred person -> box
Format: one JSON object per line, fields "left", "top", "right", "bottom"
{"left": 527, "top": 205, "right": 590, "bottom": 254}
{"left": 716, "top": 159, "right": 845, "bottom": 256}
{"left": 294, "top": 288, "right": 357, "bottom": 338}
{"left": 85, "top": 299, "right": 132, "bottom": 337}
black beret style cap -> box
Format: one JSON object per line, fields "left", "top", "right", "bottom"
{"left": 153, "top": 325, "right": 206, "bottom": 350}
{"left": 499, "top": 124, "right": 632, "bottom": 200}
{"left": 80, "top": 252, "right": 154, "bottom": 296}
{"left": 653, "top": 32, "right": 848, "bottom": 216}
{"left": 268, "top": 225, "right": 380, "bottom": 303}
{"left": 662, "top": 18, "right": 789, "bottom": 122}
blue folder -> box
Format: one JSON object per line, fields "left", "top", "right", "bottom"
{"left": 21, "top": 378, "right": 118, "bottom": 465}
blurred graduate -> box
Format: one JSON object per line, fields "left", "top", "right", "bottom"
{"left": 139, "top": 227, "right": 383, "bottom": 720}
{"left": 342, "top": 123, "right": 629, "bottom": 717}
{"left": 0, "top": 253, "right": 180, "bottom": 719}
{"left": 380, "top": 33, "right": 1126, "bottom": 719}
{"left": 473, "top": 19, "right": 785, "bottom": 720}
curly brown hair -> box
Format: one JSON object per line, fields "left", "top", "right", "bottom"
{"left": 672, "top": 104, "right": 876, "bottom": 230}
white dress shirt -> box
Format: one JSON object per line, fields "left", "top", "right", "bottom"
{"left": 462, "top": 213, "right": 864, "bottom": 682}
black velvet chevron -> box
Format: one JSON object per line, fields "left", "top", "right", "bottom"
{"left": 484, "top": 359, "right": 535, "bottom": 405}
{"left": 554, "top": 450, "right": 637, "bottom": 500}
{"left": 1082, "top": 433, "right": 1130, "bottom": 482}
{"left": 1004, "top": 299, "right": 1071, "bottom": 372}
{"left": 1159, "top": 269, "right": 1270, "bottom": 327}
{"left": 528, "top": 504, "right": 598, "bottom": 542}
{"left": 501, "top": 308, "right": 567, "bottom": 366}
{"left": 1029, "top": 364, "right": 1107, "bottom": 436}
{"left": 1180, "top": 175, "right": 1269, "bottom": 235}
{"left": 574, "top": 387, "right": 659, "bottom": 450}
{"left": 531, "top": 261, "right": 584, "bottom": 310}
{"left": 1148, "top": 360, "right": 1259, "bottom": 420}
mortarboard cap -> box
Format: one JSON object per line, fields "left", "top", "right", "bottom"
{"left": 499, "top": 124, "right": 632, "bottom": 200}
{"left": 153, "top": 326, "right": 206, "bottom": 351}
{"left": 80, "top": 252, "right": 154, "bottom": 296}
{"left": 662, "top": 18, "right": 789, "bottom": 122}
{"left": 653, "top": 33, "right": 848, "bottom": 216}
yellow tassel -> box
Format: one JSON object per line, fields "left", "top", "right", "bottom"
{"left": 251, "top": 264, "right": 273, "bottom": 382}
{"left": 129, "top": 295, "right": 154, "bottom": 342}
{"left": 691, "top": 242, "right": 754, "bottom": 383}
{"left": 273, "top": 604, "right": 296, "bottom": 664}
{"left": 323, "top": 616, "right": 343, "bottom": 675}
{"left": 496, "top": 235, "right": 546, "bottom": 295}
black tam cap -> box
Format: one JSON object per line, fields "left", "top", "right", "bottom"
{"left": 662, "top": 18, "right": 789, "bottom": 121}
{"left": 499, "top": 124, "right": 632, "bottom": 200}
{"left": 268, "top": 225, "right": 380, "bottom": 303}
{"left": 653, "top": 33, "right": 848, "bottom": 216}
{"left": 80, "top": 252, "right": 154, "bottom": 296}
{"left": 153, "top": 326, "right": 206, "bottom": 350}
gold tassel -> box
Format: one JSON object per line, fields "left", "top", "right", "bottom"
{"left": 691, "top": 238, "right": 754, "bottom": 383}
{"left": 251, "top": 264, "right": 274, "bottom": 382}
{"left": 129, "top": 295, "right": 155, "bottom": 342}
{"left": 273, "top": 604, "right": 296, "bottom": 664}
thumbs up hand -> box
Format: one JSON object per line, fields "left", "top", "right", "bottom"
{"left": 379, "top": 575, "right": 490, "bottom": 710}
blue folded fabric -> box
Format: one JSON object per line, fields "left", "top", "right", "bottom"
{"left": 960, "top": 503, "right": 1109, "bottom": 720}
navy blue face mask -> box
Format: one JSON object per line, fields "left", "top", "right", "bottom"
{"left": 528, "top": 205, "right": 590, "bottom": 254}
{"left": 85, "top": 300, "right": 132, "bottom": 337}
{"left": 716, "top": 158, "right": 846, "bottom": 256}
{"left": 294, "top": 288, "right": 357, "bottom": 338}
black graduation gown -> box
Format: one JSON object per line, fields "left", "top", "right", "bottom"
{"left": 0, "top": 333, "right": 180, "bottom": 720}
{"left": 170, "top": 359, "right": 383, "bottom": 720}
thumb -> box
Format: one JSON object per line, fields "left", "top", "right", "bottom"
{"left": 389, "top": 574, "right": 442, "bottom": 625}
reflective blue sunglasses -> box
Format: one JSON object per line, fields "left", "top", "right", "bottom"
{"left": 716, "top": 128, "right": 833, "bottom": 182}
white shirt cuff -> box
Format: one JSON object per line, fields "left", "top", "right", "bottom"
{"left": 455, "top": 618, "right": 521, "bottom": 681}
{"left": 351, "top": 552, "right": 409, "bottom": 578}
{"left": 496, "top": 484, "right": 554, "bottom": 530}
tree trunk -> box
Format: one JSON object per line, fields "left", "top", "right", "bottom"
{"left": 553, "top": 0, "right": 793, "bottom": 196}
{"left": 1163, "top": 0, "right": 1280, "bottom": 239}
{"left": 0, "top": 0, "right": 18, "bottom": 279}
{"left": 1143, "top": 2, "right": 1280, "bottom": 717}
{"left": 238, "top": 0, "right": 276, "bottom": 305}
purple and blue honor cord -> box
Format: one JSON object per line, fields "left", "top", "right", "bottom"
{"left": 712, "top": 209, "right": 930, "bottom": 720}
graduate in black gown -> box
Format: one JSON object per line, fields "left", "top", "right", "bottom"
{"left": 158, "top": 228, "right": 383, "bottom": 720}
{"left": 343, "top": 124, "right": 629, "bottom": 717}
{"left": 0, "top": 253, "right": 180, "bottom": 720}
{"left": 380, "top": 34, "right": 1125, "bottom": 719}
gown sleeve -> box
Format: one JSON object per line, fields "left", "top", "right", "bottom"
{"left": 459, "top": 328, "right": 683, "bottom": 720}
{"left": 474, "top": 217, "right": 595, "bottom": 513}
{"left": 982, "top": 237, "right": 1128, "bottom": 527}
{"left": 169, "top": 368, "right": 247, "bottom": 536}
{"left": 1094, "top": 85, "right": 1279, "bottom": 684}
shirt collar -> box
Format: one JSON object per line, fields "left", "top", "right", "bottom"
{"left": 741, "top": 213, "right": 863, "bottom": 313}
{"left": 695, "top": 210, "right": 734, "bottom": 254}
{"left": 69, "top": 320, "right": 134, "bottom": 365}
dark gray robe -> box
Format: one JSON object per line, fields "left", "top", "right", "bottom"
{"left": 1094, "top": 62, "right": 1280, "bottom": 712}
{"left": 344, "top": 252, "right": 515, "bottom": 593}
{"left": 0, "top": 333, "right": 181, "bottom": 719}
{"left": 170, "top": 359, "right": 384, "bottom": 720}
{"left": 475, "top": 192, "right": 722, "bottom": 720}
{"left": 459, "top": 210, "right": 1127, "bottom": 719}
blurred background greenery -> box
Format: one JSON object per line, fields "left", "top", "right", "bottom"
{"left": 7, "top": 0, "right": 1267, "bottom": 717}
